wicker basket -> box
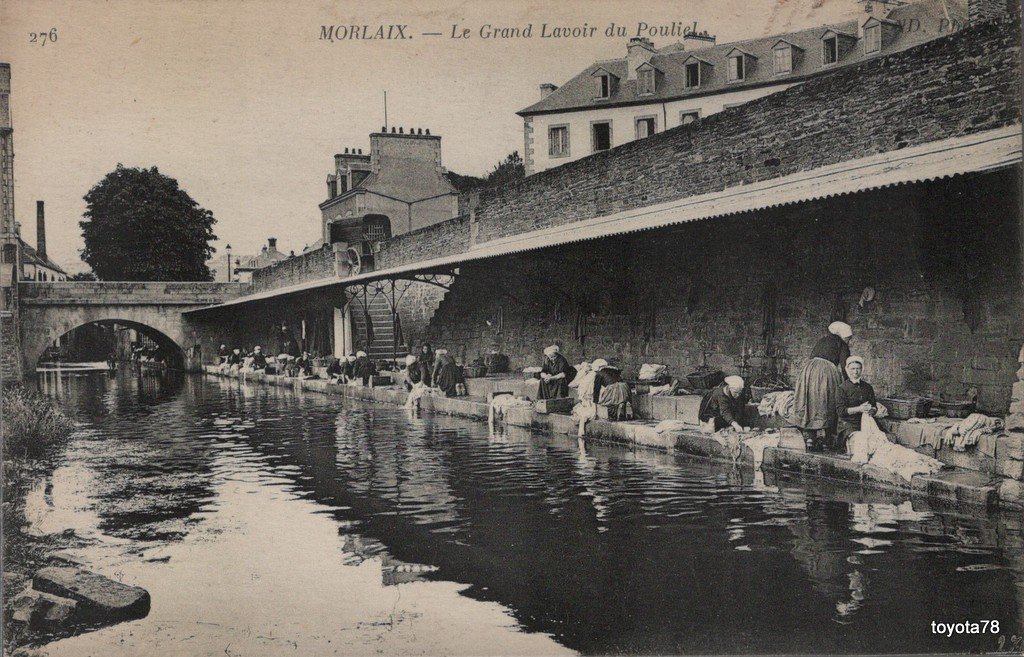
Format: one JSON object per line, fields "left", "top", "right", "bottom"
{"left": 932, "top": 400, "right": 975, "bottom": 418}
{"left": 463, "top": 365, "right": 488, "bottom": 378}
{"left": 879, "top": 397, "right": 932, "bottom": 420}
{"left": 750, "top": 385, "right": 788, "bottom": 403}
{"left": 686, "top": 368, "right": 724, "bottom": 390}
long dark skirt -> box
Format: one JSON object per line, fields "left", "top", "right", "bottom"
{"left": 434, "top": 364, "right": 459, "bottom": 396}
{"left": 418, "top": 360, "right": 433, "bottom": 387}
{"left": 538, "top": 377, "right": 569, "bottom": 399}
{"left": 793, "top": 357, "right": 842, "bottom": 431}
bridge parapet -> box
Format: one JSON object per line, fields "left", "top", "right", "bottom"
{"left": 19, "top": 281, "right": 249, "bottom": 306}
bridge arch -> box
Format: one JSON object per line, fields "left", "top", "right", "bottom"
{"left": 35, "top": 319, "right": 187, "bottom": 369}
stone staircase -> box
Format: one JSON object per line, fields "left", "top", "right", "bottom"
{"left": 350, "top": 293, "right": 407, "bottom": 361}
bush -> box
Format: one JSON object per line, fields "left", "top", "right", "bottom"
{"left": 2, "top": 385, "right": 75, "bottom": 459}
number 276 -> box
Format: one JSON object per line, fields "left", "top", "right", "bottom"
{"left": 29, "top": 29, "right": 58, "bottom": 45}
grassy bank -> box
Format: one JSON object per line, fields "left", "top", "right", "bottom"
{"left": 3, "top": 385, "right": 77, "bottom": 653}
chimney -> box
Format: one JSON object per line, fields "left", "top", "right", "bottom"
{"left": 36, "top": 201, "right": 46, "bottom": 260}
{"left": 539, "top": 83, "right": 558, "bottom": 99}
{"left": 626, "top": 37, "right": 655, "bottom": 80}
{"left": 268, "top": 237, "right": 277, "bottom": 251}
{"left": 683, "top": 30, "right": 716, "bottom": 51}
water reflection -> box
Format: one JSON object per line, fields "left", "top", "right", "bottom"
{"left": 19, "top": 372, "right": 1024, "bottom": 655}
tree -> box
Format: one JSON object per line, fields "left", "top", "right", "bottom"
{"left": 68, "top": 272, "right": 97, "bottom": 281}
{"left": 486, "top": 151, "right": 525, "bottom": 187}
{"left": 80, "top": 165, "right": 217, "bottom": 281}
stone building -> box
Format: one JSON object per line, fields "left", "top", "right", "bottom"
{"left": 318, "top": 129, "right": 459, "bottom": 269}
{"left": 210, "top": 237, "right": 288, "bottom": 283}
{"left": 1, "top": 63, "right": 20, "bottom": 382}
{"left": 519, "top": 0, "right": 969, "bottom": 175}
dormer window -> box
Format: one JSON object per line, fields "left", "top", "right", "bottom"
{"left": 683, "top": 58, "right": 709, "bottom": 89}
{"left": 821, "top": 29, "right": 856, "bottom": 66}
{"left": 591, "top": 67, "right": 618, "bottom": 100}
{"left": 823, "top": 35, "right": 838, "bottom": 65}
{"left": 726, "top": 49, "right": 755, "bottom": 83}
{"left": 864, "top": 23, "right": 881, "bottom": 53}
{"left": 728, "top": 55, "right": 745, "bottom": 82}
{"left": 638, "top": 67, "right": 655, "bottom": 95}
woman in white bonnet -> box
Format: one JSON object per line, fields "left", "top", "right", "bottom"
{"left": 793, "top": 321, "right": 852, "bottom": 452}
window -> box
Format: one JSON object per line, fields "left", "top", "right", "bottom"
{"left": 638, "top": 68, "right": 655, "bottom": 95}
{"left": 597, "top": 74, "right": 610, "bottom": 99}
{"left": 680, "top": 111, "right": 700, "bottom": 125}
{"left": 548, "top": 125, "right": 570, "bottom": 158}
{"left": 773, "top": 45, "right": 792, "bottom": 74}
{"left": 728, "top": 55, "right": 745, "bottom": 82}
{"left": 823, "top": 36, "right": 838, "bottom": 65}
{"left": 591, "top": 121, "right": 611, "bottom": 152}
{"left": 635, "top": 117, "right": 656, "bottom": 139}
{"left": 864, "top": 24, "right": 881, "bottom": 53}
{"left": 684, "top": 62, "right": 701, "bottom": 88}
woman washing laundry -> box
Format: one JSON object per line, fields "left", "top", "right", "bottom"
{"left": 432, "top": 348, "right": 460, "bottom": 397}
{"left": 698, "top": 375, "right": 750, "bottom": 433}
{"left": 417, "top": 343, "right": 435, "bottom": 387}
{"left": 794, "top": 321, "right": 852, "bottom": 452}
{"left": 592, "top": 359, "right": 631, "bottom": 421}
{"left": 354, "top": 350, "right": 376, "bottom": 385}
{"left": 835, "top": 356, "right": 877, "bottom": 451}
{"left": 570, "top": 361, "right": 597, "bottom": 437}
{"left": 538, "top": 345, "right": 574, "bottom": 400}
{"left": 404, "top": 354, "right": 422, "bottom": 391}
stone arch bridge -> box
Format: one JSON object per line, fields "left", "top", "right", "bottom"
{"left": 17, "top": 282, "right": 246, "bottom": 376}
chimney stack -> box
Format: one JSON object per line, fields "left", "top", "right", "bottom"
{"left": 36, "top": 201, "right": 46, "bottom": 260}
{"left": 268, "top": 237, "right": 277, "bottom": 251}
{"left": 682, "top": 31, "right": 716, "bottom": 50}
{"left": 626, "top": 37, "right": 655, "bottom": 80}
{"left": 540, "top": 83, "right": 558, "bottom": 99}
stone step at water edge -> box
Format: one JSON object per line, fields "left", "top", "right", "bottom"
{"left": 33, "top": 567, "right": 150, "bottom": 621}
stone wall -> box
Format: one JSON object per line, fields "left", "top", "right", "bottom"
{"left": 422, "top": 172, "right": 1023, "bottom": 414}
{"left": 473, "top": 18, "right": 1020, "bottom": 244}
{"left": 376, "top": 215, "right": 471, "bottom": 268}
{"left": 1, "top": 311, "right": 21, "bottom": 383}
{"left": 251, "top": 246, "right": 335, "bottom": 293}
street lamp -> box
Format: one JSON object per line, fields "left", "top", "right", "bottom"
{"left": 225, "top": 244, "right": 232, "bottom": 282}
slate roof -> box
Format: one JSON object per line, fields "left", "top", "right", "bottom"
{"left": 518, "top": 0, "right": 966, "bottom": 116}
{"left": 19, "top": 238, "right": 66, "bottom": 275}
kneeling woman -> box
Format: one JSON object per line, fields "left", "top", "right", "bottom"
{"left": 432, "top": 349, "right": 461, "bottom": 397}
{"left": 834, "top": 356, "right": 877, "bottom": 450}
{"left": 592, "top": 359, "right": 631, "bottom": 421}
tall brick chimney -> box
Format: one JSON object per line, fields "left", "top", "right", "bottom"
{"left": 36, "top": 200, "right": 46, "bottom": 260}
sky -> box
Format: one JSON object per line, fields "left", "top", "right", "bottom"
{"left": 1, "top": 0, "right": 864, "bottom": 273}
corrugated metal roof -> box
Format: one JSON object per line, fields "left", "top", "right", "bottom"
{"left": 186, "top": 125, "right": 1021, "bottom": 314}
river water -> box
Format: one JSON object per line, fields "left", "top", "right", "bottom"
{"left": 16, "top": 371, "right": 1024, "bottom": 655}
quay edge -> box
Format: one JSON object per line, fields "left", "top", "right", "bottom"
{"left": 202, "top": 366, "right": 1022, "bottom": 512}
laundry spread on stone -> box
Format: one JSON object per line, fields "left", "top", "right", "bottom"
{"left": 488, "top": 394, "right": 533, "bottom": 424}
{"left": 847, "top": 415, "right": 944, "bottom": 482}
{"left": 939, "top": 413, "right": 1004, "bottom": 452}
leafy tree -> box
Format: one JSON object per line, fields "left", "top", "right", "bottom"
{"left": 80, "top": 165, "right": 217, "bottom": 280}
{"left": 68, "top": 272, "right": 97, "bottom": 281}
{"left": 486, "top": 151, "right": 525, "bottom": 187}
